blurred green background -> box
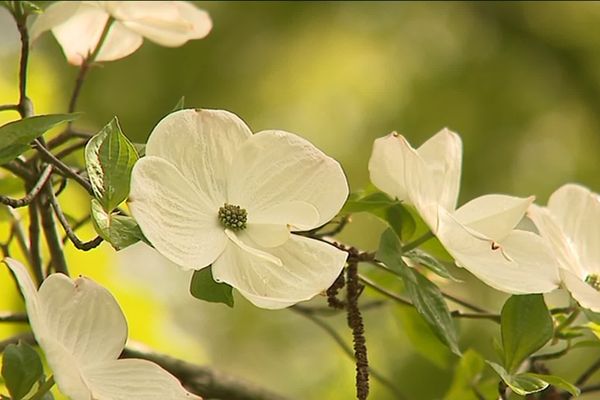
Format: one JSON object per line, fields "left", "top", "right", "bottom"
{"left": 1, "top": 1, "right": 600, "bottom": 399}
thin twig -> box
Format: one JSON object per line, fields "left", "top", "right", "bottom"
{"left": 47, "top": 185, "right": 103, "bottom": 251}
{"left": 291, "top": 307, "right": 406, "bottom": 399}
{"left": 39, "top": 186, "right": 69, "bottom": 275}
{"left": 27, "top": 197, "right": 44, "bottom": 285}
{"left": 0, "top": 312, "right": 28, "bottom": 323}
{"left": 32, "top": 139, "right": 94, "bottom": 195}
{"left": 358, "top": 274, "right": 412, "bottom": 307}
{"left": 0, "top": 165, "right": 52, "bottom": 208}
{"left": 55, "top": 139, "right": 88, "bottom": 159}
{"left": 401, "top": 231, "right": 434, "bottom": 253}
{"left": 7, "top": 207, "right": 31, "bottom": 266}
{"left": 2, "top": 161, "right": 35, "bottom": 180}
{"left": 15, "top": 8, "right": 32, "bottom": 118}
{"left": 0, "top": 104, "right": 19, "bottom": 112}
{"left": 576, "top": 358, "right": 600, "bottom": 386}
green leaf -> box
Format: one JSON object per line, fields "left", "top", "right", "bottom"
{"left": 487, "top": 361, "right": 548, "bottom": 396}
{"left": 444, "top": 349, "right": 486, "bottom": 400}
{"left": 342, "top": 191, "right": 416, "bottom": 240}
{"left": 85, "top": 117, "right": 139, "bottom": 212}
{"left": 1, "top": 342, "right": 43, "bottom": 400}
{"left": 190, "top": 267, "right": 234, "bottom": 307}
{"left": 378, "top": 228, "right": 460, "bottom": 355}
{"left": 0, "top": 114, "right": 77, "bottom": 164}
{"left": 171, "top": 96, "right": 185, "bottom": 112}
{"left": 91, "top": 199, "right": 144, "bottom": 250}
{"left": 404, "top": 249, "right": 460, "bottom": 282}
{"left": 525, "top": 373, "right": 580, "bottom": 397}
{"left": 501, "top": 294, "right": 553, "bottom": 372}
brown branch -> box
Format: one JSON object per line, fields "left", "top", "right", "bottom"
{"left": 0, "top": 312, "right": 28, "bottom": 323}
{"left": 46, "top": 183, "right": 103, "bottom": 251}
{"left": 0, "top": 164, "right": 52, "bottom": 208}
{"left": 346, "top": 258, "right": 369, "bottom": 400}
{"left": 39, "top": 186, "right": 69, "bottom": 275}
{"left": 121, "top": 347, "right": 291, "bottom": 400}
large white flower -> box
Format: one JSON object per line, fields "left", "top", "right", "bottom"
{"left": 369, "top": 130, "right": 560, "bottom": 294}
{"left": 30, "top": 1, "right": 212, "bottom": 65}
{"left": 528, "top": 184, "right": 600, "bottom": 312}
{"left": 4, "top": 258, "right": 201, "bottom": 400}
{"left": 129, "top": 109, "right": 349, "bottom": 309}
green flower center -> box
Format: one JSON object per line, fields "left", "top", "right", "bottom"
{"left": 218, "top": 203, "right": 247, "bottom": 231}
{"left": 585, "top": 274, "right": 600, "bottom": 291}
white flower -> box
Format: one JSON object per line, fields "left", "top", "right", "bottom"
{"left": 30, "top": 1, "right": 212, "bottom": 65}
{"left": 528, "top": 184, "right": 600, "bottom": 311}
{"left": 369, "top": 130, "right": 560, "bottom": 294}
{"left": 4, "top": 258, "right": 201, "bottom": 400}
{"left": 129, "top": 109, "right": 349, "bottom": 309}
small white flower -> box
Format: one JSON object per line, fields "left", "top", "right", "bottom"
{"left": 528, "top": 184, "right": 600, "bottom": 311}
{"left": 4, "top": 258, "right": 201, "bottom": 400}
{"left": 369, "top": 130, "right": 560, "bottom": 294}
{"left": 129, "top": 109, "right": 349, "bottom": 309}
{"left": 30, "top": 1, "right": 212, "bottom": 65}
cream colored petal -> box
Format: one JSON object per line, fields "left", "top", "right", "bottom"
{"left": 454, "top": 194, "right": 533, "bottom": 242}
{"left": 50, "top": 3, "right": 110, "bottom": 65}
{"left": 83, "top": 358, "right": 201, "bottom": 400}
{"left": 245, "top": 224, "right": 290, "bottom": 248}
{"left": 3, "top": 258, "right": 44, "bottom": 336}
{"left": 368, "top": 132, "right": 410, "bottom": 202}
{"left": 37, "top": 275, "right": 127, "bottom": 366}
{"left": 548, "top": 184, "right": 600, "bottom": 275}
{"left": 437, "top": 209, "right": 560, "bottom": 294}
{"left": 416, "top": 128, "right": 462, "bottom": 212}
{"left": 30, "top": 1, "right": 83, "bottom": 43}
{"left": 227, "top": 130, "right": 348, "bottom": 229}
{"left": 224, "top": 230, "right": 282, "bottom": 266}
{"left": 561, "top": 269, "right": 600, "bottom": 313}
{"left": 249, "top": 201, "right": 319, "bottom": 231}
{"left": 95, "top": 21, "right": 143, "bottom": 62}
{"left": 145, "top": 109, "right": 252, "bottom": 208}
{"left": 114, "top": 1, "right": 211, "bottom": 47}
{"left": 213, "top": 235, "right": 347, "bottom": 309}
{"left": 42, "top": 338, "right": 91, "bottom": 400}
{"left": 527, "top": 204, "right": 583, "bottom": 276}
{"left": 130, "top": 156, "right": 228, "bottom": 270}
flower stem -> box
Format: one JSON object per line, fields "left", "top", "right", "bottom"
{"left": 68, "top": 17, "right": 115, "bottom": 113}
{"left": 401, "top": 231, "right": 434, "bottom": 253}
{"left": 30, "top": 375, "right": 55, "bottom": 400}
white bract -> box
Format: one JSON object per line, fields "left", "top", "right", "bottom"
{"left": 129, "top": 109, "right": 349, "bottom": 309}
{"left": 369, "top": 130, "right": 560, "bottom": 294}
{"left": 4, "top": 258, "right": 201, "bottom": 400}
{"left": 30, "top": 1, "right": 212, "bottom": 65}
{"left": 528, "top": 184, "right": 600, "bottom": 312}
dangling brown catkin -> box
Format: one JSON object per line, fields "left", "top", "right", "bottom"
{"left": 346, "top": 259, "right": 369, "bottom": 400}
{"left": 326, "top": 271, "right": 346, "bottom": 309}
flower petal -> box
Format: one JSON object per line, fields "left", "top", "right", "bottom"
{"left": 245, "top": 224, "right": 290, "bottom": 248}
{"left": 30, "top": 1, "right": 83, "bottom": 43}
{"left": 145, "top": 109, "right": 252, "bottom": 208}
{"left": 416, "top": 128, "right": 462, "bottom": 212}
{"left": 437, "top": 208, "right": 560, "bottom": 294}
{"left": 36, "top": 275, "right": 127, "bottom": 365}
{"left": 3, "top": 258, "right": 43, "bottom": 335}
{"left": 454, "top": 194, "right": 533, "bottom": 242}
{"left": 213, "top": 235, "right": 347, "bottom": 309}
{"left": 548, "top": 184, "right": 600, "bottom": 275}
{"left": 83, "top": 358, "right": 201, "bottom": 400}
{"left": 368, "top": 132, "right": 411, "bottom": 202}
{"left": 227, "top": 130, "right": 348, "bottom": 229}
{"left": 561, "top": 268, "right": 600, "bottom": 313}
{"left": 115, "top": 1, "right": 212, "bottom": 47}
{"left": 95, "top": 20, "right": 143, "bottom": 62}
{"left": 527, "top": 204, "right": 583, "bottom": 277}
{"left": 49, "top": 3, "right": 110, "bottom": 65}
{"left": 249, "top": 201, "right": 319, "bottom": 231}
{"left": 130, "top": 156, "right": 227, "bottom": 270}
{"left": 224, "top": 229, "right": 283, "bottom": 266}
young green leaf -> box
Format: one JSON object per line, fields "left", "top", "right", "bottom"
{"left": 487, "top": 361, "right": 548, "bottom": 396}
{"left": 0, "top": 113, "right": 78, "bottom": 164}
{"left": 1, "top": 342, "right": 43, "bottom": 400}
{"left": 91, "top": 199, "right": 144, "bottom": 251}
{"left": 444, "top": 349, "right": 486, "bottom": 400}
{"left": 378, "top": 228, "right": 460, "bottom": 355}
{"left": 342, "top": 191, "right": 416, "bottom": 240}
{"left": 85, "top": 117, "right": 139, "bottom": 212}
{"left": 501, "top": 294, "right": 553, "bottom": 372}
{"left": 404, "top": 249, "right": 460, "bottom": 282}
{"left": 525, "top": 373, "right": 580, "bottom": 397}
{"left": 190, "top": 267, "right": 234, "bottom": 307}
